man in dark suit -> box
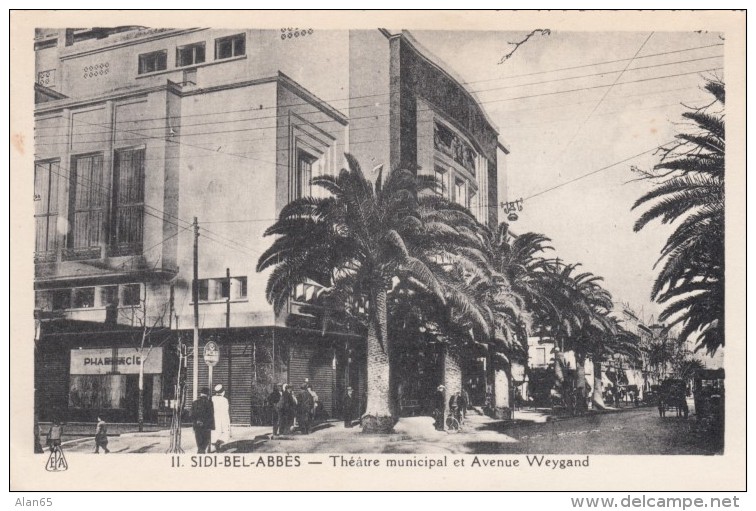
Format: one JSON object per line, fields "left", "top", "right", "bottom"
{"left": 267, "top": 384, "right": 282, "bottom": 436}
{"left": 434, "top": 385, "right": 446, "bottom": 431}
{"left": 460, "top": 387, "right": 470, "bottom": 419}
{"left": 343, "top": 386, "right": 356, "bottom": 428}
{"left": 277, "top": 384, "right": 297, "bottom": 435}
{"left": 191, "top": 387, "right": 215, "bottom": 454}
{"left": 297, "top": 383, "right": 314, "bottom": 435}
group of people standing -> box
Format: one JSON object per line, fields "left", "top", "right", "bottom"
{"left": 191, "top": 384, "right": 232, "bottom": 454}
{"left": 266, "top": 380, "right": 321, "bottom": 436}
{"left": 192, "top": 380, "right": 356, "bottom": 450}
{"left": 266, "top": 382, "right": 358, "bottom": 435}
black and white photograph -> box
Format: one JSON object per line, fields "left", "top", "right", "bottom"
{"left": 10, "top": 9, "right": 745, "bottom": 492}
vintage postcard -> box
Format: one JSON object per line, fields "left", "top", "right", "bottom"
{"left": 10, "top": 10, "right": 746, "bottom": 491}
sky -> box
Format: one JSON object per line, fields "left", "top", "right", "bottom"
{"left": 410, "top": 29, "right": 724, "bottom": 321}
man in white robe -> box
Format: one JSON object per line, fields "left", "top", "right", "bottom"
{"left": 211, "top": 384, "right": 231, "bottom": 452}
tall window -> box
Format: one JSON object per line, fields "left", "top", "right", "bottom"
{"left": 122, "top": 284, "right": 142, "bottom": 306}
{"left": 434, "top": 166, "right": 446, "bottom": 196}
{"left": 176, "top": 42, "right": 205, "bottom": 67}
{"left": 138, "top": 50, "right": 167, "bottom": 74}
{"left": 69, "top": 154, "right": 104, "bottom": 252}
{"left": 295, "top": 150, "right": 316, "bottom": 199}
{"left": 112, "top": 148, "right": 145, "bottom": 254}
{"left": 454, "top": 178, "right": 468, "bottom": 208}
{"left": 34, "top": 160, "right": 60, "bottom": 257}
{"left": 215, "top": 34, "right": 245, "bottom": 60}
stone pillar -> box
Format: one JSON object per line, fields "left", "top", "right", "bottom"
{"left": 493, "top": 368, "right": 511, "bottom": 419}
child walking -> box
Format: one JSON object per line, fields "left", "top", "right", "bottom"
{"left": 94, "top": 416, "right": 110, "bottom": 454}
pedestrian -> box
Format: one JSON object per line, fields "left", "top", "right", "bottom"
{"left": 306, "top": 382, "right": 320, "bottom": 424}
{"left": 433, "top": 385, "right": 446, "bottom": 431}
{"left": 460, "top": 387, "right": 470, "bottom": 420}
{"left": 449, "top": 392, "right": 461, "bottom": 422}
{"left": 277, "top": 384, "right": 297, "bottom": 435}
{"left": 297, "top": 383, "right": 315, "bottom": 434}
{"left": 267, "top": 384, "right": 282, "bottom": 436}
{"left": 657, "top": 395, "right": 666, "bottom": 418}
{"left": 46, "top": 418, "right": 63, "bottom": 453}
{"left": 343, "top": 386, "right": 356, "bottom": 428}
{"left": 191, "top": 387, "right": 215, "bottom": 454}
{"left": 93, "top": 416, "right": 110, "bottom": 454}
{"left": 211, "top": 384, "right": 231, "bottom": 453}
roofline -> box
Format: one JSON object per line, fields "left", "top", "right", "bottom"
{"left": 34, "top": 73, "right": 348, "bottom": 126}
{"left": 277, "top": 72, "right": 349, "bottom": 126}
{"left": 380, "top": 28, "right": 501, "bottom": 138}
{"left": 58, "top": 28, "right": 207, "bottom": 61}
{"left": 35, "top": 82, "right": 68, "bottom": 101}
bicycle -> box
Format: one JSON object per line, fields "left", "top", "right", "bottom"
{"left": 445, "top": 408, "right": 462, "bottom": 432}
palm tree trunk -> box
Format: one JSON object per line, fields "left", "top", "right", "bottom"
{"left": 361, "top": 288, "right": 394, "bottom": 433}
{"left": 554, "top": 346, "right": 565, "bottom": 396}
{"left": 575, "top": 351, "right": 587, "bottom": 414}
{"left": 592, "top": 359, "right": 607, "bottom": 410}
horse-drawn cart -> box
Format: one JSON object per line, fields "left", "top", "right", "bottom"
{"left": 659, "top": 378, "right": 689, "bottom": 418}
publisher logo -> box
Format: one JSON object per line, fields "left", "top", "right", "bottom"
{"left": 45, "top": 445, "right": 68, "bottom": 472}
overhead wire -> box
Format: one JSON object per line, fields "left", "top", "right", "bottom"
{"left": 32, "top": 63, "right": 723, "bottom": 169}
{"left": 33, "top": 53, "right": 723, "bottom": 143}
{"left": 41, "top": 160, "right": 262, "bottom": 260}
{"left": 546, "top": 32, "right": 656, "bottom": 173}
{"left": 32, "top": 40, "right": 719, "bottom": 251}
{"left": 33, "top": 42, "right": 724, "bottom": 133}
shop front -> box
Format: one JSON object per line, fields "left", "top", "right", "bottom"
{"left": 67, "top": 347, "right": 164, "bottom": 422}
{"left": 35, "top": 322, "right": 176, "bottom": 424}
{"left": 182, "top": 327, "right": 367, "bottom": 426}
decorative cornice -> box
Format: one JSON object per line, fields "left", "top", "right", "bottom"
{"left": 400, "top": 30, "right": 501, "bottom": 137}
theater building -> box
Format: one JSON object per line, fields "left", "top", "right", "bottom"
{"left": 33, "top": 28, "right": 509, "bottom": 424}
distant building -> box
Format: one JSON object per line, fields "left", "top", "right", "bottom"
{"left": 33, "top": 28, "right": 509, "bottom": 424}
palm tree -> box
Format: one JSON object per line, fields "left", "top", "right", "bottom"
{"left": 633, "top": 78, "right": 724, "bottom": 355}
{"left": 562, "top": 268, "right": 615, "bottom": 413}
{"left": 490, "top": 226, "right": 558, "bottom": 329}
{"left": 257, "top": 155, "right": 470, "bottom": 432}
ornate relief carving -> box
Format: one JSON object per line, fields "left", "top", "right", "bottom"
{"left": 433, "top": 121, "right": 476, "bottom": 174}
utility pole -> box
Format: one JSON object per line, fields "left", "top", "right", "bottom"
{"left": 226, "top": 267, "right": 232, "bottom": 399}
{"left": 226, "top": 267, "right": 231, "bottom": 330}
{"left": 192, "top": 217, "right": 199, "bottom": 402}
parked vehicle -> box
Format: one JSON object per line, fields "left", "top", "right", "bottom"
{"left": 693, "top": 368, "right": 724, "bottom": 421}
{"left": 660, "top": 379, "right": 688, "bottom": 418}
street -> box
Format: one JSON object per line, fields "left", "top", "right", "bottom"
{"left": 57, "top": 406, "right": 722, "bottom": 456}
{"left": 484, "top": 407, "right": 723, "bottom": 455}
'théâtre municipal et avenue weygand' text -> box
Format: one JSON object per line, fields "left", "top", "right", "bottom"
{"left": 327, "top": 455, "right": 590, "bottom": 469}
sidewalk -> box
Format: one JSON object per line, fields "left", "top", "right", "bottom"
{"left": 57, "top": 403, "right": 659, "bottom": 455}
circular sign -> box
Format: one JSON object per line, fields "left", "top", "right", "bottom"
{"left": 203, "top": 341, "right": 220, "bottom": 367}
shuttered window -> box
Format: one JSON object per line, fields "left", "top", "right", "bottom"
{"left": 69, "top": 153, "right": 104, "bottom": 253}
{"left": 112, "top": 148, "right": 145, "bottom": 254}
{"left": 34, "top": 160, "right": 60, "bottom": 258}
